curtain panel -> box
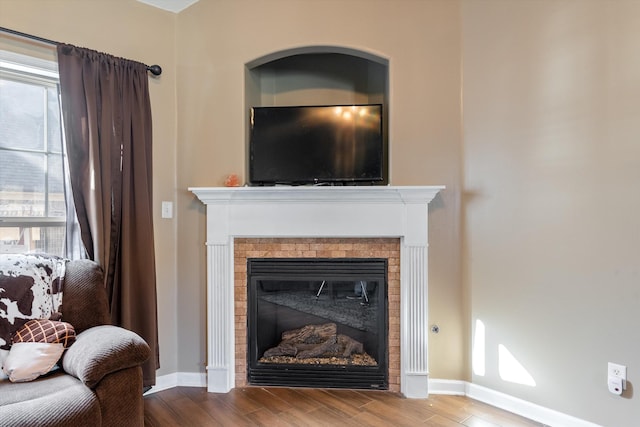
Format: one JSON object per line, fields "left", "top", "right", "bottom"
{"left": 57, "top": 44, "right": 158, "bottom": 387}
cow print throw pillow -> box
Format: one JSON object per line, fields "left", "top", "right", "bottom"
{"left": 0, "top": 254, "right": 67, "bottom": 351}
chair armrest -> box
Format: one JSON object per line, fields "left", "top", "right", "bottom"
{"left": 62, "top": 325, "right": 150, "bottom": 388}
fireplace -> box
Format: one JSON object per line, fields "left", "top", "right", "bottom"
{"left": 189, "top": 185, "right": 444, "bottom": 398}
{"left": 247, "top": 258, "right": 388, "bottom": 389}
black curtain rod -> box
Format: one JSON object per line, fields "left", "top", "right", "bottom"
{"left": 0, "top": 26, "right": 162, "bottom": 76}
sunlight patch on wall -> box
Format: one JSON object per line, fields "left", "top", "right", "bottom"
{"left": 498, "top": 344, "right": 536, "bottom": 387}
{"left": 472, "top": 319, "right": 486, "bottom": 376}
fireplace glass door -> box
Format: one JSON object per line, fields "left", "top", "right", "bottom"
{"left": 247, "top": 258, "right": 388, "bottom": 390}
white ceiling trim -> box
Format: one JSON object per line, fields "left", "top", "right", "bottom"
{"left": 136, "top": 0, "right": 199, "bottom": 13}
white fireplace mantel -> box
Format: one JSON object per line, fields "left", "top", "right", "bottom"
{"left": 190, "top": 185, "right": 444, "bottom": 398}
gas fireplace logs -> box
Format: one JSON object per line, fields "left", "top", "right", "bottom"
{"left": 260, "top": 322, "right": 376, "bottom": 366}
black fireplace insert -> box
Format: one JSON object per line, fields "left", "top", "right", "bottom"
{"left": 247, "top": 258, "right": 388, "bottom": 390}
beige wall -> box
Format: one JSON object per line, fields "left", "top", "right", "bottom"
{"left": 0, "top": 0, "right": 179, "bottom": 377}
{"left": 175, "top": 0, "right": 464, "bottom": 378}
{"left": 463, "top": 0, "right": 640, "bottom": 425}
{"left": 4, "top": 0, "right": 639, "bottom": 424}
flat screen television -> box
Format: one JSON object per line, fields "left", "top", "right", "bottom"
{"left": 249, "top": 104, "right": 384, "bottom": 185}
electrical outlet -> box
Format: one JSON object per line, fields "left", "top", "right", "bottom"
{"left": 608, "top": 362, "right": 627, "bottom": 380}
{"left": 608, "top": 362, "right": 627, "bottom": 394}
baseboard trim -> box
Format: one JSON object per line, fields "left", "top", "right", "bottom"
{"left": 145, "top": 373, "right": 599, "bottom": 426}
{"left": 429, "top": 379, "right": 602, "bottom": 427}
{"left": 144, "top": 372, "right": 207, "bottom": 396}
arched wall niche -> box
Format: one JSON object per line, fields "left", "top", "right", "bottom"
{"left": 244, "top": 46, "right": 389, "bottom": 184}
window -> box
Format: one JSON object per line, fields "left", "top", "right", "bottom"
{"left": 0, "top": 51, "right": 66, "bottom": 255}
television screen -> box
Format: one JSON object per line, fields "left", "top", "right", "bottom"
{"left": 249, "top": 104, "right": 383, "bottom": 185}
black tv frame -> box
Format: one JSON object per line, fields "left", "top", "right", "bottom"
{"left": 248, "top": 104, "right": 384, "bottom": 186}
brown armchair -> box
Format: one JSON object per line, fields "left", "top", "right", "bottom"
{"left": 0, "top": 259, "right": 150, "bottom": 427}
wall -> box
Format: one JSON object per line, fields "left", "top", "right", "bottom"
{"left": 462, "top": 0, "right": 640, "bottom": 425}
{"left": 175, "top": 0, "right": 464, "bottom": 379}
{"left": 5, "top": 1, "right": 637, "bottom": 423}
{"left": 0, "top": 0, "right": 179, "bottom": 378}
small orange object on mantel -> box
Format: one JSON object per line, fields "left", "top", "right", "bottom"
{"left": 224, "top": 174, "right": 241, "bottom": 187}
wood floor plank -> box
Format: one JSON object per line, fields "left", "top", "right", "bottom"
{"left": 218, "top": 388, "right": 266, "bottom": 414}
{"left": 243, "top": 407, "right": 297, "bottom": 427}
{"left": 351, "top": 410, "right": 401, "bottom": 427}
{"left": 153, "top": 387, "right": 188, "bottom": 403}
{"left": 276, "top": 407, "right": 321, "bottom": 427}
{"left": 462, "top": 415, "right": 503, "bottom": 427}
{"left": 424, "top": 395, "right": 474, "bottom": 423}
{"left": 165, "top": 396, "right": 222, "bottom": 426}
{"left": 176, "top": 385, "right": 214, "bottom": 403}
{"left": 358, "top": 399, "right": 432, "bottom": 426}
{"left": 263, "top": 387, "right": 324, "bottom": 413}
{"left": 143, "top": 394, "right": 182, "bottom": 427}
{"left": 303, "top": 405, "right": 364, "bottom": 427}
{"left": 425, "top": 413, "right": 468, "bottom": 427}
{"left": 198, "top": 396, "right": 256, "bottom": 426}
{"left": 462, "top": 399, "right": 545, "bottom": 427}
{"left": 240, "top": 387, "right": 294, "bottom": 414}
{"left": 302, "top": 388, "right": 366, "bottom": 418}
{"left": 310, "top": 387, "right": 375, "bottom": 407}
{"left": 143, "top": 386, "right": 543, "bottom": 427}
{"left": 361, "top": 397, "right": 437, "bottom": 424}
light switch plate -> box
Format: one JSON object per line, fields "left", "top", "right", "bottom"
{"left": 161, "top": 201, "right": 173, "bottom": 218}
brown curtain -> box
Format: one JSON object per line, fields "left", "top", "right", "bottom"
{"left": 57, "top": 44, "right": 159, "bottom": 387}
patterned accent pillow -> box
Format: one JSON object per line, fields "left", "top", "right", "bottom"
{"left": 12, "top": 319, "right": 76, "bottom": 348}
{"left": 0, "top": 254, "right": 67, "bottom": 350}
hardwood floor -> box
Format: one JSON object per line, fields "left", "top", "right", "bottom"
{"left": 144, "top": 386, "right": 546, "bottom": 427}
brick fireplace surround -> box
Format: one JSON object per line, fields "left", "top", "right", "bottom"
{"left": 234, "top": 237, "right": 401, "bottom": 390}
{"left": 190, "top": 186, "right": 443, "bottom": 398}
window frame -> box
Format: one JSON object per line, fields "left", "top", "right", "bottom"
{"left": 0, "top": 49, "right": 66, "bottom": 254}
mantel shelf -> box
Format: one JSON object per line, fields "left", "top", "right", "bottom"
{"left": 189, "top": 185, "right": 445, "bottom": 205}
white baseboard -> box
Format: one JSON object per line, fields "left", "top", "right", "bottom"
{"left": 177, "top": 371, "right": 208, "bottom": 387}
{"left": 144, "top": 372, "right": 207, "bottom": 395}
{"left": 145, "top": 372, "right": 177, "bottom": 394}
{"left": 145, "top": 373, "right": 599, "bottom": 426}
{"left": 427, "top": 378, "right": 466, "bottom": 395}
{"left": 429, "top": 379, "right": 602, "bottom": 427}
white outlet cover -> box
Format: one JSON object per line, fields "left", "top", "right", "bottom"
{"left": 608, "top": 362, "right": 627, "bottom": 380}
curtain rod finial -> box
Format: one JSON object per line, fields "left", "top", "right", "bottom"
{"left": 147, "top": 64, "right": 162, "bottom": 76}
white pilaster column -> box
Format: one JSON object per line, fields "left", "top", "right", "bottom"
{"left": 206, "top": 242, "right": 234, "bottom": 392}
{"left": 401, "top": 244, "right": 429, "bottom": 398}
